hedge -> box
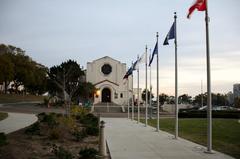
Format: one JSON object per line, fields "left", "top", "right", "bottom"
{"left": 178, "top": 110, "right": 240, "bottom": 119}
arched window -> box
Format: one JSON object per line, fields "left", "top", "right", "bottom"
{"left": 120, "top": 93, "right": 123, "bottom": 98}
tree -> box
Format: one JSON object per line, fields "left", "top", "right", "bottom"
{"left": 76, "top": 82, "right": 96, "bottom": 103}
{"left": 0, "top": 44, "right": 11, "bottom": 55}
{"left": 178, "top": 94, "right": 192, "bottom": 104}
{"left": 212, "top": 93, "right": 227, "bottom": 106}
{"left": 234, "top": 97, "right": 240, "bottom": 108}
{"left": 0, "top": 44, "right": 48, "bottom": 94}
{"left": 193, "top": 92, "right": 228, "bottom": 107}
{"left": 48, "top": 60, "right": 86, "bottom": 115}
{"left": 193, "top": 93, "right": 207, "bottom": 107}
{"left": 11, "top": 50, "right": 31, "bottom": 92}
{"left": 0, "top": 53, "right": 14, "bottom": 93}
{"left": 24, "top": 64, "right": 48, "bottom": 95}
{"left": 159, "top": 93, "right": 169, "bottom": 105}
{"left": 9, "top": 46, "right": 47, "bottom": 94}
{"left": 141, "top": 89, "right": 154, "bottom": 104}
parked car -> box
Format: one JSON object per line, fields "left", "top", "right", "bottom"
{"left": 198, "top": 106, "right": 207, "bottom": 111}
{"left": 198, "top": 105, "right": 237, "bottom": 111}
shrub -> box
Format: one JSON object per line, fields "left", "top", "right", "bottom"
{"left": 72, "top": 129, "right": 87, "bottom": 141}
{"left": 49, "top": 128, "right": 60, "bottom": 140}
{"left": 25, "top": 122, "right": 41, "bottom": 135}
{"left": 57, "top": 116, "right": 76, "bottom": 130}
{"left": 80, "top": 113, "right": 98, "bottom": 128}
{"left": 79, "top": 147, "right": 98, "bottom": 159}
{"left": 0, "top": 112, "right": 8, "bottom": 121}
{"left": 179, "top": 110, "right": 240, "bottom": 118}
{"left": 85, "top": 126, "right": 99, "bottom": 136}
{"left": 71, "top": 105, "right": 88, "bottom": 116}
{"left": 0, "top": 133, "right": 7, "bottom": 146}
{"left": 43, "top": 97, "right": 49, "bottom": 106}
{"left": 53, "top": 146, "right": 73, "bottom": 159}
{"left": 56, "top": 113, "right": 64, "bottom": 118}
{"left": 54, "top": 100, "right": 65, "bottom": 107}
{"left": 41, "top": 113, "right": 59, "bottom": 128}
{"left": 37, "top": 112, "right": 47, "bottom": 121}
{"left": 212, "top": 110, "right": 240, "bottom": 118}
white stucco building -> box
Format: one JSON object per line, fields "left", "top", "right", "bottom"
{"left": 233, "top": 83, "right": 240, "bottom": 99}
{"left": 86, "top": 56, "right": 133, "bottom": 105}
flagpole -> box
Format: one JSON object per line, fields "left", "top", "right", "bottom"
{"left": 127, "top": 78, "right": 129, "bottom": 119}
{"left": 205, "top": 0, "right": 212, "bottom": 153}
{"left": 131, "top": 62, "right": 134, "bottom": 121}
{"left": 156, "top": 32, "right": 159, "bottom": 132}
{"left": 201, "top": 80, "right": 203, "bottom": 108}
{"left": 149, "top": 49, "right": 152, "bottom": 119}
{"left": 137, "top": 55, "right": 140, "bottom": 124}
{"left": 145, "top": 45, "right": 148, "bottom": 127}
{"left": 174, "top": 12, "right": 178, "bottom": 139}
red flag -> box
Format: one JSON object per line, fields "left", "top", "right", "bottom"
{"left": 187, "top": 0, "right": 206, "bottom": 18}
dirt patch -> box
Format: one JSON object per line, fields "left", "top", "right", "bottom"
{"left": 0, "top": 112, "right": 109, "bottom": 159}
{"left": 0, "top": 129, "right": 98, "bottom": 159}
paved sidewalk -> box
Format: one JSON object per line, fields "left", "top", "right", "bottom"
{"left": 102, "top": 118, "right": 234, "bottom": 159}
{"left": 0, "top": 112, "right": 37, "bottom": 134}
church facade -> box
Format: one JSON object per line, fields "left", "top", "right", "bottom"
{"left": 86, "top": 56, "right": 133, "bottom": 105}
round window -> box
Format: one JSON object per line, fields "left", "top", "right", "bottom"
{"left": 101, "top": 64, "right": 112, "bottom": 75}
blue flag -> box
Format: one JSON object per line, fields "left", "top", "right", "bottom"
{"left": 149, "top": 52, "right": 151, "bottom": 66}
{"left": 149, "top": 42, "right": 158, "bottom": 66}
{"left": 123, "top": 67, "right": 133, "bottom": 79}
{"left": 123, "top": 59, "right": 139, "bottom": 79}
{"left": 163, "top": 21, "right": 176, "bottom": 45}
{"left": 132, "top": 59, "right": 138, "bottom": 71}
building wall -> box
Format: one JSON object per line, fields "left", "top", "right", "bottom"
{"left": 86, "top": 56, "right": 133, "bottom": 105}
{"left": 233, "top": 83, "right": 240, "bottom": 99}
{"left": 227, "top": 91, "right": 234, "bottom": 105}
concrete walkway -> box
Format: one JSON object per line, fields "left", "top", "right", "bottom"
{"left": 102, "top": 118, "right": 234, "bottom": 159}
{"left": 0, "top": 112, "right": 37, "bottom": 134}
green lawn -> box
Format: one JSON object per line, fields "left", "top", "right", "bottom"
{"left": 0, "top": 94, "right": 44, "bottom": 104}
{"left": 0, "top": 112, "right": 8, "bottom": 121}
{"left": 144, "top": 118, "right": 240, "bottom": 159}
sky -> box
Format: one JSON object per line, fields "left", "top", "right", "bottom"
{"left": 0, "top": 0, "right": 240, "bottom": 97}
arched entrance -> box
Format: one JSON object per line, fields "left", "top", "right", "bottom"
{"left": 102, "top": 88, "right": 111, "bottom": 103}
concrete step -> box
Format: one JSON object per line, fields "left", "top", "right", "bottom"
{"left": 94, "top": 102, "right": 120, "bottom": 107}
{"left": 93, "top": 106, "right": 123, "bottom": 113}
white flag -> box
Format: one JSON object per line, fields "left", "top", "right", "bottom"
{"left": 139, "top": 52, "right": 147, "bottom": 64}
{"left": 136, "top": 52, "right": 146, "bottom": 69}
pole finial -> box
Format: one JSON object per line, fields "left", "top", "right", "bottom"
{"left": 174, "top": 12, "right": 177, "bottom": 19}
{"left": 146, "top": 45, "right": 148, "bottom": 50}
{"left": 156, "top": 32, "right": 159, "bottom": 38}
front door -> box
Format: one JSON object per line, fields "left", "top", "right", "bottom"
{"left": 102, "top": 88, "right": 111, "bottom": 103}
